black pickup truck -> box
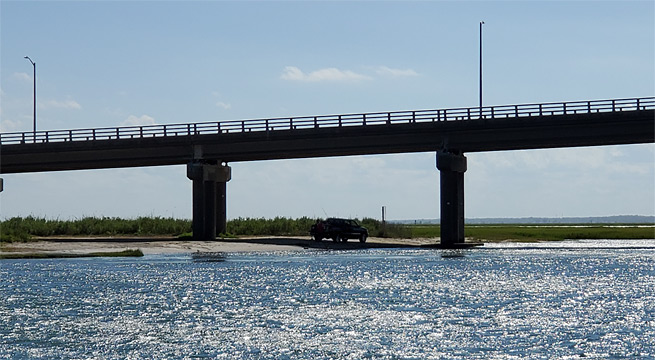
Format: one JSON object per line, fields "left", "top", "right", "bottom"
{"left": 310, "top": 218, "right": 368, "bottom": 243}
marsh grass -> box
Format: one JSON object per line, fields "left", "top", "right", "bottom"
{"left": 0, "top": 249, "right": 144, "bottom": 260}
{"left": 2, "top": 216, "right": 652, "bottom": 242}
{"left": 408, "top": 224, "right": 655, "bottom": 241}
{"left": 1, "top": 216, "right": 401, "bottom": 241}
{"left": 228, "top": 216, "right": 316, "bottom": 236}
{"left": 0, "top": 216, "right": 192, "bottom": 242}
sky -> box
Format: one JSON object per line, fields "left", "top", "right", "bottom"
{"left": 0, "top": 0, "right": 654, "bottom": 221}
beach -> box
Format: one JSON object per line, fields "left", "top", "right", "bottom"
{"left": 0, "top": 236, "right": 439, "bottom": 256}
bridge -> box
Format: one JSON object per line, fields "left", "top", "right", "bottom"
{"left": 1, "top": 97, "right": 653, "bottom": 246}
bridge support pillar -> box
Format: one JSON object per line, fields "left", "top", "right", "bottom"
{"left": 437, "top": 151, "right": 467, "bottom": 247}
{"left": 187, "top": 162, "right": 231, "bottom": 241}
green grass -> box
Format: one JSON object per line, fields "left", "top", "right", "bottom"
{"left": 0, "top": 216, "right": 192, "bottom": 242}
{"left": 2, "top": 216, "right": 653, "bottom": 242}
{"left": 0, "top": 216, "right": 404, "bottom": 241}
{"left": 408, "top": 224, "right": 655, "bottom": 241}
{"left": 0, "top": 249, "right": 144, "bottom": 260}
{"left": 228, "top": 216, "right": 316, "bottom": 236}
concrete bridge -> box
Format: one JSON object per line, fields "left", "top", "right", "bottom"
{"left": 1, "top": 97, "right": 653, "bottom": 246}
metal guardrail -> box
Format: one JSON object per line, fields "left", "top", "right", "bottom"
{"left": 1, "top": 97, "right": 653, "bottom": 146}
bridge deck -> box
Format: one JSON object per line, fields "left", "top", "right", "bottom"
{"left": 1, "top": 97, "right": 653, "bottom": 174}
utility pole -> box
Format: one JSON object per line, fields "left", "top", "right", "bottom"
{"left": 479, "top": 21, "right": 484, "bottom": 118}
{"left": 24, "top": 56, "right": 36, "bottom": 138}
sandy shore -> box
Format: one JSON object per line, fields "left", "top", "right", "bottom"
{"left": 0, "top": 236, "right": 442, "bottom": 256}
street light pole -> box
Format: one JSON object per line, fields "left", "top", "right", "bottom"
{"left": 479, "top": 21, "right": 484, "bottom": 118}
{"left": 24, "top": 56, "right": 36, "bottom": 138}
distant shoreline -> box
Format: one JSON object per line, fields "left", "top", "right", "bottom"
{"left": 395, "top": 215, "right": 655, "bottom": 225}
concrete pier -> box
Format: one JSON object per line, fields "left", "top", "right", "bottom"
{"left": 187, "top": 162, "right": 231, "bottom": 240}
{"left": 437, "top": 151, "right": 467, "bottom": 247}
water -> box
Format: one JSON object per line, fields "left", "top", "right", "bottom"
{"left": 1, "top": 240, "right": 654, "bottom": 359}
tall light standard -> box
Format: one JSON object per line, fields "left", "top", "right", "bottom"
{"left": 479, "top": 21, "right": 484, "bottom": 117}
{"left": 24, "top": 56, "right": 36, "bottom": 138}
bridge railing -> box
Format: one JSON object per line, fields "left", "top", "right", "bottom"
{"left": 1, "top": 97, "right": 652, "bottom": 146}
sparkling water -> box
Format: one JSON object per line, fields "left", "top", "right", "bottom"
{"left": 1, "top": 240, "right": 654, "bottom": 359}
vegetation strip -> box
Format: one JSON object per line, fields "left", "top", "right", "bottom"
{"left": 412, "top": 225, "right": 655, "bottom": 242}
{"left": 0, "top": 249, "right": 144, "bottom": 260}
{"left": 1, "top": 216, "right": 653, "bottom": 243}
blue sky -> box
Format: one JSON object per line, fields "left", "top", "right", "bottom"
{"left": 1, "top": 1, "right": 653, "bottom": 221}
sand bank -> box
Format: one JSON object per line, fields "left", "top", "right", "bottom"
{"left": 0, "top": 236, "right": 441, "bottom": 257}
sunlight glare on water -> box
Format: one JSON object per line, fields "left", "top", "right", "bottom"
{"left": 1, "top": 240, "right": 654, "bottom": 359}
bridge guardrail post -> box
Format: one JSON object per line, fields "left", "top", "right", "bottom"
{"left": 363, "top": 113, "right": 367, "bottom": 126}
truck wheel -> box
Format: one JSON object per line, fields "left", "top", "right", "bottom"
{"left": 359, "top": 234, "right": 367, "bottom": 243}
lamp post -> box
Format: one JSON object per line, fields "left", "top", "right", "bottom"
{"left": 24, "top": 56, "right": 36, "bottom": 138}
{"left": 479, "top": 21, "right": 484, "bottom": 118}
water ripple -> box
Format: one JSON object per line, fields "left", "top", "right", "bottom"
{"left": 1, "top": 241, "right": 654, "bottom": 359}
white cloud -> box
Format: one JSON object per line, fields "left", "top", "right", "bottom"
{"left": 211, "top": 91, "right": 231, "bottom": 109}
{"left": 216, "top": 101, "right": 231, "bottom": 110}
{"left": 13, "top": 72, "right": 31, "bottom": 82}
{"left": 40, "top": 99, "right": 82, "bottom": 110}
{"left": 0, "top": 119, "right": 22, "bottom": 133}
{"left": 376, "top": 66, "right": 419, "bottom": 77}
{"left": 121, "top": 115, "right": 156, "bottom": 127}
{"left": 281, "top": 66, "right": 370, "bottom": 82}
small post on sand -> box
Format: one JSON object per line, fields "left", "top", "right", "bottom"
{"left": 382, "top": 206, "right": 386, "bottom": 237}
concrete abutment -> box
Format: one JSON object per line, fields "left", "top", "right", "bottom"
{"left": 187, "top": 162, "right": 231, "bottom": 241}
